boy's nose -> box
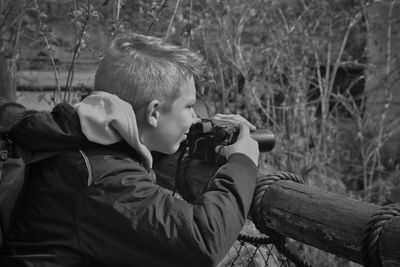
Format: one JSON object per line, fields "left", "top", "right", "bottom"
{"left": 192, "top": 110, "right": 201, "bottom": 124}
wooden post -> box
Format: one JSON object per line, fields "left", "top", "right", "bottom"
{"left": 379, "top": 216, "right": 400, "bottom": 266}
{"left": 0, "top": 53, "right": 17, "bottom": 101}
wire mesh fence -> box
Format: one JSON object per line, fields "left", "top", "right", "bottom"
{"left": 219, "top": 236, "right": 293, "bottom": 267}
{"left": 217, "top": 220, "right": 297, "bottom": 267}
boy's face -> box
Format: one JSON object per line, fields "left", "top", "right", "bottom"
{"left": 151, "top": 76, "right": 199, "bottom": 154}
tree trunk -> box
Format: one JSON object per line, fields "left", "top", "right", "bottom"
{"left": 0, "top": 53, "right": 17, "bottom": 102}
{"left": 365, "top": 0, "right": 400, "bottom": 167}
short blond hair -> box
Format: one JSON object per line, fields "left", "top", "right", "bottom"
{"left": 94, "top": 33, "right": 203, "bottom": 111}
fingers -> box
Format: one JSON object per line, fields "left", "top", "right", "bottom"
{"left": 212, "top": 113, "right": 256, "bottom": 130}
{"left": 216, "top": 122, "right": 259, "bottom": 166}
{"left": 214, "top": 125, "right": 250, "bottom": 156}
{"left": 215, "top": 145, "right": 224, "bottom": 155}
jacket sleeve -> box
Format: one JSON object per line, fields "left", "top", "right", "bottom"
{"left": 79, "top": 150, "right": 258, "bottom": 266}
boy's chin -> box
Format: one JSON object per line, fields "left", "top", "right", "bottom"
{"left": 168, "top": 145, "right": 181, "bottom": 155}
{"left": 157, "top": 144, "right": 181, "bottom": 155}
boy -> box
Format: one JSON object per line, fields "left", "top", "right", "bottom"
{"left": 4, "top": 33, "right": 259, "bottom": 267}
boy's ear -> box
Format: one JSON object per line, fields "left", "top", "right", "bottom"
{"left": 146, "top": 100, "right": 160, "bottom": 127}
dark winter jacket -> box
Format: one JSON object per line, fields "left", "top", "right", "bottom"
{"left": 2, "top": 103, "right": 258, "bottom": 267}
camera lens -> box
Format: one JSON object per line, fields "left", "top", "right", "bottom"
{"left": 250, "top": 129, "right": 275, "bottom": 152}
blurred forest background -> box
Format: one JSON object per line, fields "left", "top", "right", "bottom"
{"left": 1, "top": 0, "right": 400, "bottom": 266}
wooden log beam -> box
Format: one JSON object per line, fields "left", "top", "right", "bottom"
{"left": 257, "top": 180, "right": 400, "bottom": 266}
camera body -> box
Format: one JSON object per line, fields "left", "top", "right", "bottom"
{"left": 186, "top": 118, "right": 275, "bottom": 163}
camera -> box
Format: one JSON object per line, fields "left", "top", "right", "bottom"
{"left": 185, "top": 118, "right": 275, "bottom": 163}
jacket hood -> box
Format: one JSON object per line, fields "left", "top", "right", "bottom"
{"left": 5, "top": 92, "right": 152, "bottom": 170}
{"left": 74, "top": 91, "right": 152, "bottom": 169}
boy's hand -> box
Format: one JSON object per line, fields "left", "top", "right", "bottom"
{"left": 212, "top": 114, "right": 256, "bottom": 131}
{"left": 216, "top": 123, "right": 260, "bottom": 166}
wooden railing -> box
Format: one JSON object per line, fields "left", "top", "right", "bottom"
{"left": 255, "top": 179, "right": 400, "bottom": 266}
